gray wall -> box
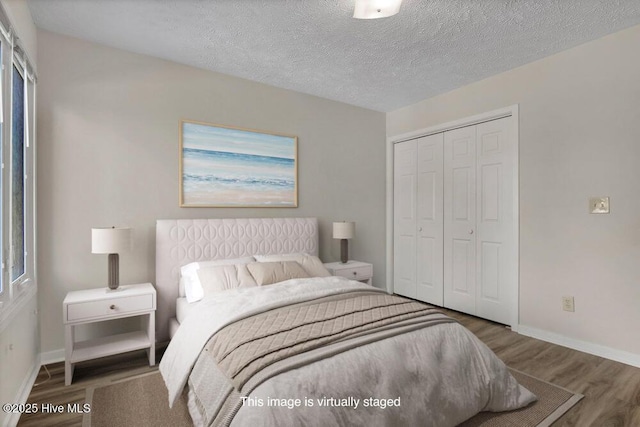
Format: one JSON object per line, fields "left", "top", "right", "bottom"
{"left": 387, "top": 24, "right": 640, "bottom": 357}
{"left": 37, "top": 30, "right": 386, "bottom": 353}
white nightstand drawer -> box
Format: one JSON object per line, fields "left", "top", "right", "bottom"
{"left": 324, "top": 261, "right": 373, "bottom": 286}
{"left": 67, "top": 294, "right": 153, "bottom": 322}
{"left": 336, "top": 265, "right": 372, "bottom": 280}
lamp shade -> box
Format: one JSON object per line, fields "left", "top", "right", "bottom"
{"left": 91, "top": 227, "right": 132, "bottom": 254}
{"left": 353, "top": 0, "right": 403, "bottom": 19}
{"left": 333, "top": 222, "right": 355, "bottom": 240}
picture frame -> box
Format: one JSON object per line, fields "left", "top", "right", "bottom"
{"left": 179, "top": 120, "right": 298, "bottom": 207}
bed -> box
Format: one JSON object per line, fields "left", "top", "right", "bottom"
{"left": 156, "top": 218, "right": 535, "bottom": 427}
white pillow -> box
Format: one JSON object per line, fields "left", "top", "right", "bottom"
{"left": 254, "top": 253, "right": 331, "bottom": 277}
{"left": 179, "top": 276, "right": 187, "bottom": 298}
{"left": 197, "top": 264, "right": 257, "bottom": 295}
{"left": 180, "top": 256, "right": 255, "bottom": 303}
{"left": 247, "top": 261, "right": 310, "bottom": 286}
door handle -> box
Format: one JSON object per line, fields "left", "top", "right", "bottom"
{"left": 469, "top": 229, "right": 474, "bottom": 235}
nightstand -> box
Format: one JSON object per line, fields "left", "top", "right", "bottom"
{"left": 324, "top": 261, "right": 373, "bottom": 286}
{"left": 63, "top": 282, "right": 156, "bottom": 385}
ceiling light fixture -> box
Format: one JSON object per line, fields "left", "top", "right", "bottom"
{"left": 353, "top": 0, "right": 403, "bottom": 19}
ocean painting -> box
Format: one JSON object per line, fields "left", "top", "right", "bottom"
{"left": 180, "top": 121, "right": 297, "bottom": 207}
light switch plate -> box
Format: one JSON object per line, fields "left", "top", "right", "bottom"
{"left": 589, "top": 197, "right": 609, "bottom": 214}
{"left": 562, "top": 296, "right": 575, "bottom": 312}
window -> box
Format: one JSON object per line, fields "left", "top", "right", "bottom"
{"left": 11, "top": 64, "right": 25, "bottom": 282}
{"left": 0, "top": 40, "right": 2, "bottom": 296}
{"left": 0, "top": 23, "right": 36, "bottom": 323}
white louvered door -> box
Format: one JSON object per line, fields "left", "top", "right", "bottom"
{"left": 474, "top": 118, "right": 515, "bottom": 324}
{"left": 416, "top": 134, "right": 444, "bottom": 306}
{"left": 393, "top": 140, "right": 417, "bottom": 298}
{"left": 443, "top": 126, "right": 477, "bottom": 315}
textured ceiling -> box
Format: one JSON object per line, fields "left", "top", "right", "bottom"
{"left": 27, "top": 0, "right": 640, "bottom": 112}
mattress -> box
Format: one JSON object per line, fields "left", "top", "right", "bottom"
{"left": 176, "top": 297, "right": 199, "bottom": 324}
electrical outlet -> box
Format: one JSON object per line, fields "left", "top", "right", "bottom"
{"left": 589, "top": 197, "right": 609, "bottom": 214}
{"left": 562, "top": 296, "right": 575, "bottom": 312}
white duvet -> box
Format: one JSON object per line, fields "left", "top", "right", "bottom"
{"left": 160, "top": 277, "right": 536, "bottom": 426}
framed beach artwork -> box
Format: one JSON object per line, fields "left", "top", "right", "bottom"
{"left": 180, "top": 120, "right": 298, "bottom": 207}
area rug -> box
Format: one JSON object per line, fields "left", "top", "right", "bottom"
{"left": 459, "top": 369, "right": 583, "bottom": 427}
{"left": 83, "top": 368, "right": 582, "bottom": 426}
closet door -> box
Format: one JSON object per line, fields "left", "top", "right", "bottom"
{"left": 393, "top": 140, "right": 417, "bottom": 298}
{"left": 416, "top": 134, "right": 444, "bottom": 306}
{"left": 444, "top": 126, "right": 477, "bottom": 314}
{"left": 475, "top": 117, "right": 515, "bottom": 325}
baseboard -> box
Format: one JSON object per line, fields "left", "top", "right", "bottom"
{"left": 518, "top": 325, "right": 640, "bottom": 369}
{"left": 40, "top": 348, "right": 65, "bottom": 365}
{"left": 5, "top": 354, "right": 41, "bottom": 427}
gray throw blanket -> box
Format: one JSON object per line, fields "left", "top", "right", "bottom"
{"left": 208, "top": 292, "right": 449, "bottom": 389}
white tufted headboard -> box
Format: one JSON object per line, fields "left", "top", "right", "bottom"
{"left": 155, "top": 217, "right": 318, "bottom": 341}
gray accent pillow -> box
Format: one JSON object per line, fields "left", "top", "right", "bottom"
{"left": 247, "top": 261, "right": 310, "bottom": 286}
{"left": 253, "top": 253, "right": 331, "bottom": 277}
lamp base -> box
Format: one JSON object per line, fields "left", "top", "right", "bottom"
{"left": 108, "top": 253, "right": 120, "bottom": 290}
{"left": 340, "top": 239, "right": 349, "bottom": 264}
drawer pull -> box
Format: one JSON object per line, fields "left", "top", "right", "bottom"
{"left": 110, "top": 304, "right": 116, "bottom": 310}
{"left": 352, "top": 271, "right": 357, "bottom": 276}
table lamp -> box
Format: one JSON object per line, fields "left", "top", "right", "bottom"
{"left": 333, "top": 221, "right": 355, "bottom": 264}
{"left": 92, "top": 226, "right": 132, "bottom": 290}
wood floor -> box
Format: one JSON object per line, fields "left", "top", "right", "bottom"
{"left": 17, "top": 311, "right": 640, "bottom": 426}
